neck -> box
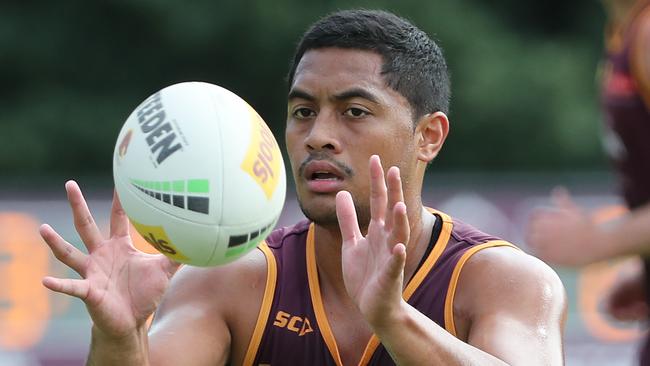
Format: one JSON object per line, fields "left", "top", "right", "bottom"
{"left": 312, "top": 201, "right": 435, "bottom": 297}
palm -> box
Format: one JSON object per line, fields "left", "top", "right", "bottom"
{"left": 85, "top": 244, "right": 172, "bottom": 335}
{"left": 336, "top": 156, "right": 409, "bottom": 325}
{"left": 341, "top": 220, "right": 405, "bottom": 317}
{"left": 41, "top": 181, "right": 180, "bottom": 338}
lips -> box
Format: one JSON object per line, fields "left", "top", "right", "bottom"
{"left": 303, "top": 161, "right": 345, "bottom": 180}
{"left": 302, "top": 160, "right": 345, "bottom": 193}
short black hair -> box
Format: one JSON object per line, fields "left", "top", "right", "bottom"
{"left": 287, "top": 9, "right": 451, "bottom": 120}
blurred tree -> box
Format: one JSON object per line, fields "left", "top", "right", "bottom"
{"left": 0, "top": 0, "right": 607, "bottom": 181}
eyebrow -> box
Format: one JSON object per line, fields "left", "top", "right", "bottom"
{"left": 287, "top": 87, "right": 380, "bottom": 104}
{"left": 287, "top": 89, "right": 315, "bottom": 102}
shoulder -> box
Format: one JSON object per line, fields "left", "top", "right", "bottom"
{"left": 450, "top": 246, "right": 567, "bottom": 365}
{"left": 459, "top": 245, "right": 565, "bottom": 298}
{"left": 160, "top": 246, "right": 269, "bottom": 317}
{"left": 264, "top": 219, "right": 311, "bottom": 249}
{"left": 454, "top": 245, "right": 566, "bottom": 336}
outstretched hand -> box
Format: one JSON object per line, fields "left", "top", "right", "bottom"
{"left": 40, "top": 181, "right": 181, "bottom": 338}
{"left": 526, "top": 187, "right": 607, "bottom": 266}
{"left": 336, "top": 155, "right": 410, "bottom": 328}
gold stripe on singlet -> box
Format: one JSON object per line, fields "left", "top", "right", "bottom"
{"left": 306, "top": 224, "right": 344, "bottom": 366}
{"left": 242, "top": 241, "right": 278, "bottom": 366}
{"left": 443, "top": 240, "right": 519, "bottom": 337}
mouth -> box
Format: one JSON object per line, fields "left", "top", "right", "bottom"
{"left": 302, "top": 160, "right": 346, "bottom": 193}
{"left": 303, "top": 161, "right": 344, "bottom": 180}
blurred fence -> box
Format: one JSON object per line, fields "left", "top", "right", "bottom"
{"left": 0, "top": 173, "right": 646, "bottom": 365}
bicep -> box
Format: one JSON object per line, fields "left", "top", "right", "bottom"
{"left": 468, "top": 308, "right": 564, "bottom": 366}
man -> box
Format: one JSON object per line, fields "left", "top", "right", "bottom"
{"left": 527, "top": 0, "right": 650, "bottom": 363}
{"left": 41, "top": 9, "right": 565, "bottom": 365}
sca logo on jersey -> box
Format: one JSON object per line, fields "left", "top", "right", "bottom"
{"left": 273, "top": 311, "right": 313, "bottom": 337}
{"left": 135, "top": 92, "right": 184, "bottom": 166}
{"left": 241, "top": 106, "right": 281, "bottom": 200}
{"left": 130, "top": 220, "right": 189, "bottom": 262}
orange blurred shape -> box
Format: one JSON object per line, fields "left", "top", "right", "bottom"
{"left": 0, "top": 213, "right": 51, "bottom": 350}
{"left": 579, "top": 205, "right": 646, "bottom": 342}
{"left": 578, "top": 257, "right": 647, "bottom": 342}
{"left": 591, "top": 204, "right": 628, "bottom": 224}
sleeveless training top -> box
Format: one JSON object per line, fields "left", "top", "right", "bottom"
{"left": 602, "top": 3, "right": 650, "bottom": 364}
{"left": 602, "top": 2, "right": 650, "bottom": 209}
{"left": 241, "top": 209, "right": 517, "bottom": 366}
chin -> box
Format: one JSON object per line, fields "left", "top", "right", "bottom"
{"left": 297, "top": 194, "right": 371, "bottom": 230}
{"left": 298, "top": 198, "right": 339, "bottom": 226}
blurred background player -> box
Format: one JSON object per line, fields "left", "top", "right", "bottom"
{"left": 527, "top": 0, "right": 650, "bottom": 363}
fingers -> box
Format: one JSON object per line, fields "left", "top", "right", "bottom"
{"left": 110, "top": 190, "right": 130, "bottom": 238}
{"left": 40, "top": 224, "right": 88, "bottom": 275}
{"left": 388, "top": 202, "right": 410, "bottom": 247}
{"left": 551, "top": 186, "right": 579, "bottom": 212}
{"left": 42, "top": 276, "right": 90, "bottom": 300}
{"left": 66, "top": 181, "right": 103, "bottom": 252}
{"left": 385, "top": 166, "right": 404, "bottom": 231}
{"left": 369, "top": 155, "right": 388, "bottom": 222}
{"left": 336, "top": 191, "right": 362, "bottom": 243}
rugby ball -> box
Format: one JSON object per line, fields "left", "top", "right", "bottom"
{"left": 113, "top": 82, "right": 286, "bottom": 266}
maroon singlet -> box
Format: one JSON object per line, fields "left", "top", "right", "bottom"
{"left": 241, "top": 209, "right": 517, "bottom": 366}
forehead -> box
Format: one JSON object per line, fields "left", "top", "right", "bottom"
{"left": 291, "top": 48, "right": 389, "bottom": 96}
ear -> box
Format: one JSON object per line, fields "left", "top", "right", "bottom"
{"left": 415, "top": 111, "right": 449, "bottom": 163}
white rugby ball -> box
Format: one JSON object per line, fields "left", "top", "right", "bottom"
{"left": 113, "top": 82, "right": 286, "bottom": 266}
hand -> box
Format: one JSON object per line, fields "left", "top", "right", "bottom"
{"left": 336, "top": 155, "right": 410, "bottom": 328}
{"left": 526, "top": 187, "right": 608, "bottom": 266}
{"left": 40, "top": 181, "right": 181, "bottom": 339}
{"left": 606, "top": 261, "right": 649, "bottom": 321}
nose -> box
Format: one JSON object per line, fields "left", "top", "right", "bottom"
{"left": 304, "top": 112, "right": 341, "bottom": 153}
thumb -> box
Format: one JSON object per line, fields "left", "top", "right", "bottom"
{"left": 158, "top": 255, "right": 182, "bottom": 278}
{"left": 551, "top": 186, "right": 580, "bottom": 212}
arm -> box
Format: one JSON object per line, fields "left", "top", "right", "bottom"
{"left": 147, "top": 266, "right": 232, "bottom": 366}
{"left": 527, "top": 188, "right": 650, "bottom": 266}
{"left": 371, "top": 303, "right": 508, "bottom": 365}
{"left": 370, "top": 247, "right": 566, "bottom": 366}
{"left": 148, "top": 249, "right": 268, "bottom": 366}
{"left": 592, "top": 202, "right": 650, "bottom": 258}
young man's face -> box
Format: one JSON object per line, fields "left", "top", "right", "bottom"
{"left": 285, "top": 47, "right": 419, "bottom": 228}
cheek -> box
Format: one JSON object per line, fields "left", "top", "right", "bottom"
{"left": 285, "top": 125, "right": 302, "bottom": 164}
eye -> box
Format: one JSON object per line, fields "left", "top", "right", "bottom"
{"left": 344, "top": 107, "right": 370, "bottom": 118}
{"left": 293, "top": 107, "right": 316, "bottom": 119}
